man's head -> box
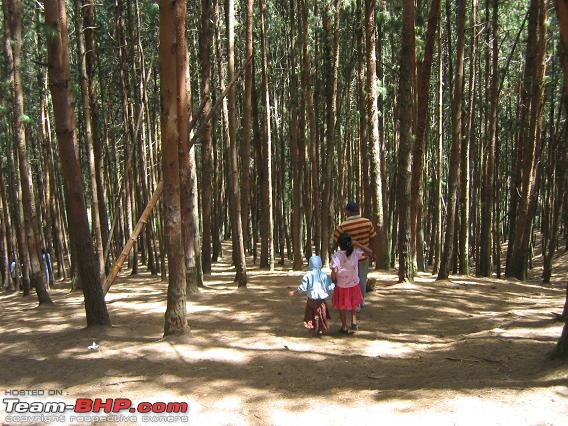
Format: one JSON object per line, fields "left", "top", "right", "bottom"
{"left": 345, "top": 201, "right": 359, "bottom": 217}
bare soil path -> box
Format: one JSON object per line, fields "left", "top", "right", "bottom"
{"left": 1, "top": 249, "right": 567, "bottom": 425}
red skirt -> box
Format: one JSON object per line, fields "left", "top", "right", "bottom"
{"left": 332, "top": 285, "right": 362, "bottom": 311}
{"left": 303, "top": 299, "right": 331, "bottom": 333}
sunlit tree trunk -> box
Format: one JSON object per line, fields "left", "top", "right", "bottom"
{"left": 365, "top": 0, "right": 387, "bottom": 269}
{"left": 160, "top": 0, "right": 189, "bottom": 336}
{"left": 226, "top": 0, "right": 247, "bottom": 285}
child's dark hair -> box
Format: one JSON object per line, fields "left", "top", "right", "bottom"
{"left": 338, "top": 233, "right": 354, "bottom": 256}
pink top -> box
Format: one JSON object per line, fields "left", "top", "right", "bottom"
{"left": 331, "top": 248, "right": 364, "bottom": 288}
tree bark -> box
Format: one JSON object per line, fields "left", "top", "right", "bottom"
{"left": 259, "top": 0, "right": 274, "bottom": 271}
{"left": 506, "top": 0, "right": 547, "bottom": 280}
{"left": 437, "top": 0, "right": 466, "bottom": 280}
{"left": 479, "top": 0, "right": 498, "bottom": 277}
{"left": 365, "top": 0, "right": 388, "bottom": 269}
{"left": 75, "top": 0, "right": 105, "bottom": 283}
{"left": 160, "top": 0, "right": 189, "bottom": 336}
{"left": 7, "top": 0, "right": 53, "bottom": 304}
{"left": 397, "top": 0, "right": 417, "bottom": 282}
{"left": 226, "top": 0, "right": 247, "bottom": 285}
{"left": 44, "top": 0, "right": 111, "bottom": 324}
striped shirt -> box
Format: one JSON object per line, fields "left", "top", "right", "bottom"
{"left": 333, "top": 215, "right": 376, "bottom": 261}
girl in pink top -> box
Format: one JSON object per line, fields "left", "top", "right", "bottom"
{"left": 331, "top": 233, "right": 370, "bottom": 334}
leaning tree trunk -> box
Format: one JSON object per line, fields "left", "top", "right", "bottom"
{"left": 44, "top": 0, "right": 111, "bottom": 324}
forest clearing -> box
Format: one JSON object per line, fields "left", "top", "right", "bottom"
{"left": 1, "top": 243, "right": 567, "bottom": 425}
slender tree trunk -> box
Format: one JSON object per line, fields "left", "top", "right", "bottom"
{"left": 225, "top": 0, "right": 247, "bottom": 285}
{"left": 259, "top": 0, "right": 274, "bottom": 271}
{"left": 459, "top": 0, "right": 478, "bottom": 275}
{"left": 411, "top": 0, "right": 440, "bottom": 273}
{"left": 433, "top": 27, "right": 443, "bottom": 275}
{"left": 437, "top": 0, "right": 466, "bottom": 280}
{"left": 199, "top": 0, "right": 214, "bottom": 274}
{"left": 7, "top": 0, "right": 53, "bottom": 304}
{"left": 479, "top": 0, "right": 498, "bottom": 277}
{"left": 321, "top": 0, "right": 340, "bottom": 268}
{"left": 289, "top": 0, "right": 303, "bottom": 270}
{"left": 0, "top": 164, "right": 12, "bottom": 290}
{"left": 397, "top": 0, "right": 417, "bottom": 282}
{"left": 365, "top": 0, "right": 387, "bottom": 269}
{"left": 175, "top": 0, "right": 199, "bottom": 294}
{"left": 75, "top": 0, "right": 104, "bottom": 283}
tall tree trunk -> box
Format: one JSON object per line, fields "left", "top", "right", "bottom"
{"left": 479, "top": 0, "right": 498, "bottom": 277}
{"left": 226, "top": 0, "right": 247, "bottom": 285}
{"left": 259, "top": 0, "right": 274, "bottom": 270}
{"left": 7, "top": 0, "right": 53, "bottom": 304}
{"left": 365, "top": 0, "right": 387, "bottom": 269}
{"left": 321, "top": 0, "right": 340, "bottom": 267}
{"left": 506, "top": 0, "right": 547, "bottom": 280}
{"left": 437, "top": 0, "right": 466, "bottom": 280}
{"left": 411, "top": 0, "right": 440, "bottom": 273}
{"left": 289, "top": 0, "right": 303, "bottom": 270}
{"left": 74, "top": 0, "right": 104, "bottom": 283}
{"left": 433, "top": 26, "right": 444, "bottom": 275}
{"left": 200, "top": 0, "right": 214, "bottom": 274}
{"left": 175, "top": 0, "right": 199, "bottom": 294}
{"left": 459, "top": 0, "right": 478, "bottom": 275}
{"left": 160, "top": 0, "right": 189, "bottom": 336}
{"left": 44, "top": 0, "right": 111, "bottom": 324}
{"left": 241, "top": 0, "right": 254, "bottom": 256}
{"left": 397, "top": 0, "right": 417, "bottom": 282}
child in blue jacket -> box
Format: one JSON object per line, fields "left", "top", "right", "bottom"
{"left": 289, "top": 255, "right": 335, "bottom": 336}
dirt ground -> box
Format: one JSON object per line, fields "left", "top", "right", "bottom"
{"left": 1, "top": 247, "right": 568, "bottom": 426}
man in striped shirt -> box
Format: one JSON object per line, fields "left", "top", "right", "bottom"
{"left": 333, "top": 202, "right": 376, "bottom": 309}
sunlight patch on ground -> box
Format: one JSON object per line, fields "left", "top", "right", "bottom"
{"left": 496, "top": 325, "right": 561, "bottom": 339}
{"left": 363, "top": 339, "right": 419, "bottom": 358}
{"left": 189, "top": 396, "right": 248, "bottom": 426}
{"left": 148, "top": 343, "right": 251, "bottom": 365}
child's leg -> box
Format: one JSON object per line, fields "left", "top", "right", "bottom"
{"left": 351, "top": 310, "right": 358, "bottom": 329}
{"left": 339, "top": 310, "right": 347, "bottom": 329}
